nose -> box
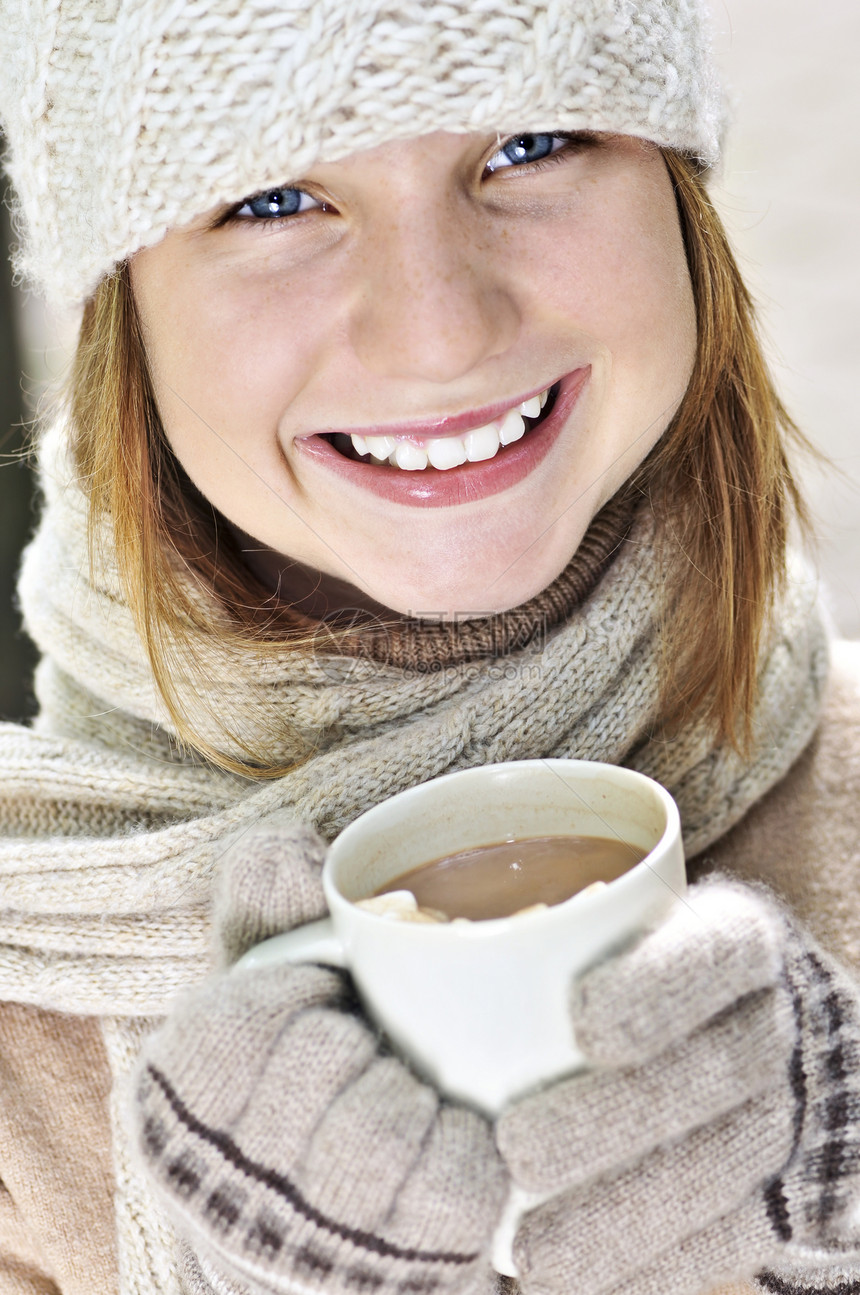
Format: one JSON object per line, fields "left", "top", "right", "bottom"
{"left": 347, "top": 201, "right": 520, "bottom": 384}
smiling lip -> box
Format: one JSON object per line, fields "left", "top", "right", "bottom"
{"left": 295, "top": 368, "right": 590, "bottom": 509}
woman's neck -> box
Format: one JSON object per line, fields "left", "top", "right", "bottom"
{"left": 228, "top": 527, "right": 406, "bottom": 624}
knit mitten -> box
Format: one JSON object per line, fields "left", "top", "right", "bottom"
{"left": 496, "top": 876, "right": 860, "bottom": 1295}
{"left": 134, "top": 814, "right": 508, "bottom": 1295}
{"left": 212, "top": 815, "right": 330, "bottom": 965}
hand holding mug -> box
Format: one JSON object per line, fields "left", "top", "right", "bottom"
{"left": 135, "top": 760, "right": 689, "bottom": 1290}
{"left": 240, "top": 760, "right": 686, "bottom": 1117}
{"left": 496, "top": 878, "right": 860, "bottom": 1295}
{"left": 133, "top": 815, "right": 507, "bottom": 1295}
{"left": 237, "top": 760, "right": 686, "bottom": 1275}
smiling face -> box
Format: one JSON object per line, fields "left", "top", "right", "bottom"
{"left": 129, "top": 130, "right": 696, "bottom": 618}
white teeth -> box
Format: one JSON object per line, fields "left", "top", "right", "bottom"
{"left": 499, "top": 409, "right": 525, "bottom": 445}
{"left": 392, "top": 442, "right": 429, "bottom": 470}
{"left": 364, "top": 434, "right": 397, "bottom": 459}
{"left": 464, "top": 424, "right": 500, "bottom": 462}
{"left": 354, "top": 385, "right": 552, "bottom": 470}
{"left": 427, "top": 437, "right": 468, "bottom": 470}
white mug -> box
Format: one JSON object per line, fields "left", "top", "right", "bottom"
{"left": 237, "top": 758, "right": 686, "bottom": 1274}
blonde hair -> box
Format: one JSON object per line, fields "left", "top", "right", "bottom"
{"left": 67, "top": 149, "right": 809, "bottom": 776}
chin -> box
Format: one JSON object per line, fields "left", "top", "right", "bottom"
{"left": 360, "top": 559, "right": 568, "bottom": 621}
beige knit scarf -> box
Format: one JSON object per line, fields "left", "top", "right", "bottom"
{"left": 0, "top": 422, "right": 829, "bottom": 1294}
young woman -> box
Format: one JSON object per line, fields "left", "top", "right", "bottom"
{"left": 1, "top": 2, "right": 860, "bottom": 1293}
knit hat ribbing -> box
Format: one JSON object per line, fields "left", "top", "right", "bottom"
{"left": 0, "top": 0, "right": 724, "bottom": 309}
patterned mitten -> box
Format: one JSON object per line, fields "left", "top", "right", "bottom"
{"left": 134, "top": 814, "right": 508, "bottom": 1295}
{"left": 496, "top": 876, "right": 860, "bottom": 1295}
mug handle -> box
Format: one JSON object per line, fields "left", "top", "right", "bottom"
{"left": 492, "top": 1185, "right": 557, "bottom": 1278}
{"left": 234, "top": 918, "right": 346, "bottom": 971}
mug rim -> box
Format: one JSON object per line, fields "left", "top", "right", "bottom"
{"left": 323, "top": 758, "right": 682, "bottom": 933}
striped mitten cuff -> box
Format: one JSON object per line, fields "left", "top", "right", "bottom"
{"left": 754, "top": 926, "right": 860, "bottom": 1291}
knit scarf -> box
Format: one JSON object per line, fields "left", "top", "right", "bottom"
{"left": 0, "top": 421, "right": 829, "bottom": 1294}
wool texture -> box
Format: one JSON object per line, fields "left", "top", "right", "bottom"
{"left": 0, "top": 419, "right": 829, "bottom": 1293}
{"left": 213, "top": 817, "right": 330, "bottom": 967}
{"left": 137, "top": 963, "right": 509, "bottom": 1295}
{"left": 0, "top": 0, "right": 725, "bottom": 307}
{"left": 0, "top": 1001, "right": 117, "bottom": 1293}
{"left": 133, "top": 817, "right": 506, "bottom": 1295}
{"left": 132, "top": 832, "right": 860, "bottom": 1295}
{"left": 496, "top": 878, "right": 860, "bottom": 1294}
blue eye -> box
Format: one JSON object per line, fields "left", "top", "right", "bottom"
{"left": 504, "top": 135, "right": 555, "bottom": 164}
{"left": 234, "top": 187, "right": 321, "bottom": 219}
{"left": 485, "top": 133, "right": 574, "bottom": 174}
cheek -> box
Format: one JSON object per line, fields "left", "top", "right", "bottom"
{"left": 518, "top": 191, "right": 695, "bottom": 399}
{"left": 134, "top": 259, "right": 340, "bottom": 460}
{"left": 617, "top": 210, "right": 696, "bottom": 379}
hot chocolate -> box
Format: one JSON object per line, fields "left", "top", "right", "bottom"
{"left": 368, "top": 833, "right": 647, "bottom": 921}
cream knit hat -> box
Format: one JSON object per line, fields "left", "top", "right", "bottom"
{"left": 0, "top": 0, "right": 724, "bottom": 309}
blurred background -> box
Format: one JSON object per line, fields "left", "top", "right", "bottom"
{"left": 708, "top": 0, "right": 860, "bottom": 639}
{"left": 1, "top": 0, "right": 858, "bottom": 723}
{"left": 0, "top": 182, "right": 39, "bottom": 723}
